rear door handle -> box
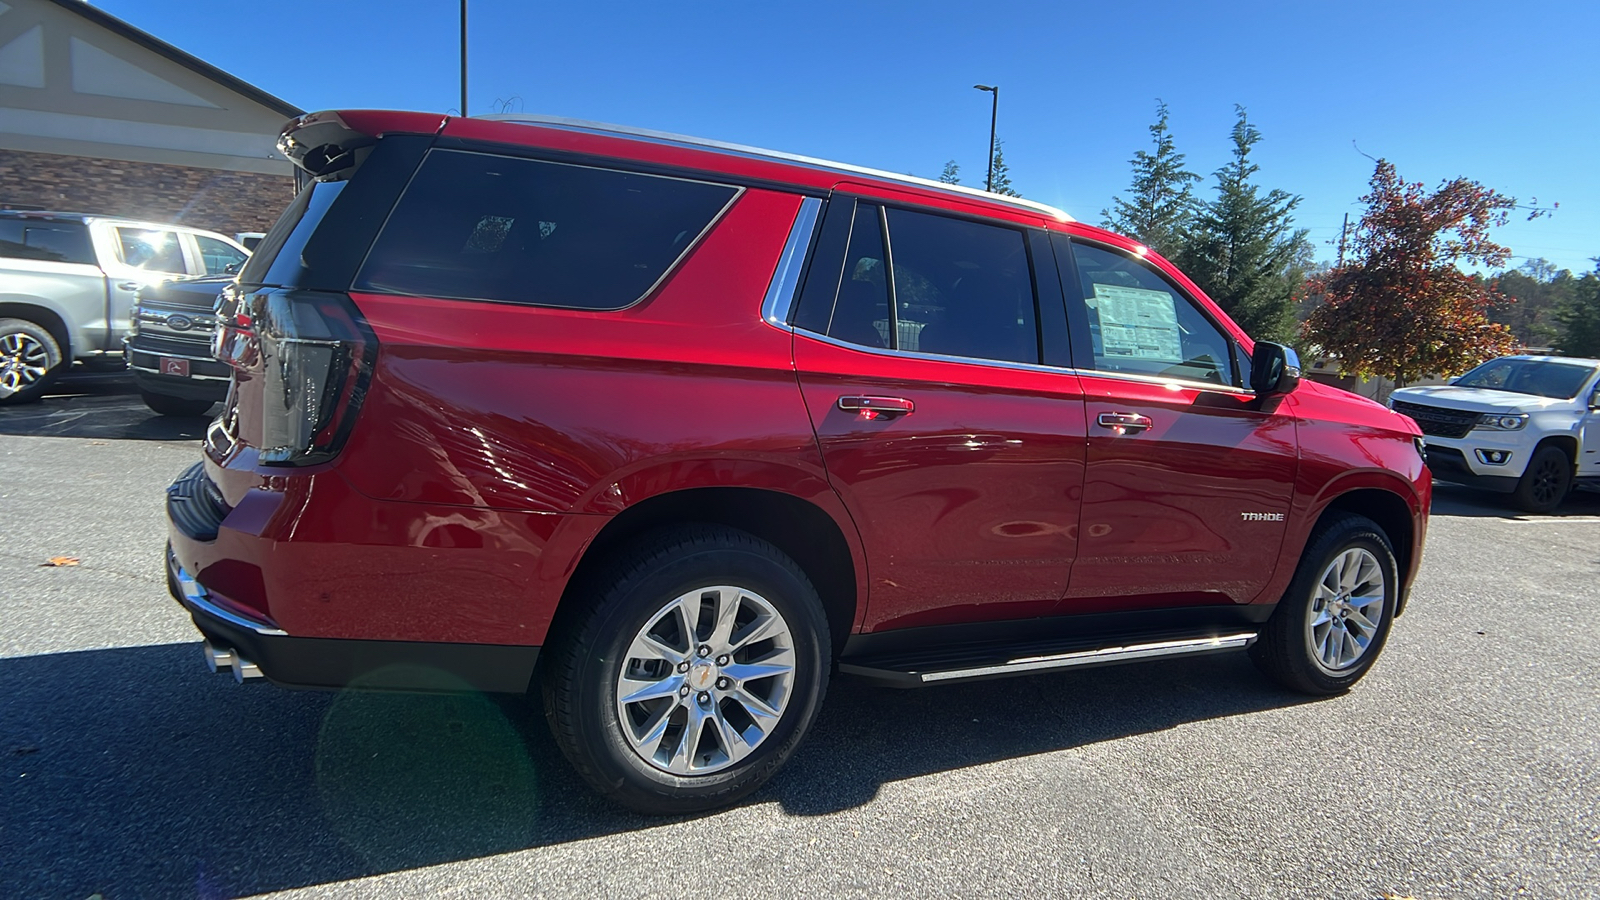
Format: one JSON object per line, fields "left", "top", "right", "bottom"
{"left": 117, "top": 281, "right": 141, "bottom": 291}
{"left": 1096, "top": 412, "right": 1153, "bottom": 434}
{"left": 838, "top": 395, "right": 915, "bottom": 419}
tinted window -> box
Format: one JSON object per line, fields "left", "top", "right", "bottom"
{"left": 885, "top": 208, "right": 1037, "bottom": 365}
{"left": 0, "top": 220, "right": 94, "bottom": 264}
{"left": 355, "top": 150, "right": 740, "bottom": 310}
{"left": 115, "top": 227, "right": 186, "bottom": 274}
{"left": 1070, "top": 243, "right": 1234, "bottom": 386}
{"left": 1455, "top": 358, "right": 1596, "bottom": 399}
{"left": 825, "top": 204, "right": 891, "bottom": 348}
{"left": 242, "top": 180, "right": 346, "bottom": 287}
{"left": 195, "top": 235, "right": 247, "bottom": 275}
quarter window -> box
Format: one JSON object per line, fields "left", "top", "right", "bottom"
{"left": 1069, "top": 242, "right": 1234, "bottom": 386}
{"left": 0, "top": 220, "right": 94, "bottom": 264}
{"left": 355, "top": 150, "right": 739, "bottom": 310}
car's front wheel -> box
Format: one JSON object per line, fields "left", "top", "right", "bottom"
{"left": 1510, "top": 444, "right": 1571, "bottom": 514}
{"left": 1251, "top": 512, "right": 1397, "bottom": 695}
{"left": 541, "top": 525, "right": 831, "bottom": 814}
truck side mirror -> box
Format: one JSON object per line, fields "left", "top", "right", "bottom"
{"left": 1250, "top": 342, "right": 1302, "bottom": 397}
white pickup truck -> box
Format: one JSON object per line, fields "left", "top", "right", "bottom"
{"left": 0, "top": 211, "right": 248, "bottom": 403}
{"left": 1390, "top": 355, "right": 1600, "bottom": 513}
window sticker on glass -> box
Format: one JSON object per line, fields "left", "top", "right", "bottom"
{"left": 1091, "top": 283, "right": 1182, "bottom": 362}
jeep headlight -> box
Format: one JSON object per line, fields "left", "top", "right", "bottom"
{"left": 1476, "top": 413, "right": 1528, "bottom": 431}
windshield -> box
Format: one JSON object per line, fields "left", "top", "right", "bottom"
{"left": 1454, "top": 359, "right": 1596, "bottom": 399}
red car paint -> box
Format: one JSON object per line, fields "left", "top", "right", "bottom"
{"left": 168, "top": 110, "right": 1428, "bottom": 674}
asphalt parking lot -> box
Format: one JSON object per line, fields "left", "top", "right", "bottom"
{"left": 2, "top": 372, "right": 1597, "bottom": 899}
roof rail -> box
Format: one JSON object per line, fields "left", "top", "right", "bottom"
{"left": 475, "top": 114, "right": 1073, "bottom": 223}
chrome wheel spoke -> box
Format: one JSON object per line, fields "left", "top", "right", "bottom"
{"left": 619, "top": 673, "right": 683, "bottom": 705}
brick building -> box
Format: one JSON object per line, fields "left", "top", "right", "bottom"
{"left": 0, "top": 0, "right": 301, "bottom": 236}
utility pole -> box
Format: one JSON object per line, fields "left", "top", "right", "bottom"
{"left": 973, "top": 84, "right": 998, "bottom": 192}
{"left": 459, "top": 0, "right": 468, "bottom": 116}
{"left": 1337, "top": 212, "right": 1349, "bottom": 267}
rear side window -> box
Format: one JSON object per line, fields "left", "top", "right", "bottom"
{"left": 825, "top": 204, "right": 891, "bottom": 348}
{"left": 0, "top": 220, "right": 94, "bottom": 264}
{"left": 885, "top": 208, "right": 1038, "bottom": 365}
{"left": 114, "top": 227, "right": 186, "bottom": 274}
{"left": 355, "top": 150, "right": 740, "bottom": 310}
{"left": 195, "top": 234, "right": 248, "bottom": 275}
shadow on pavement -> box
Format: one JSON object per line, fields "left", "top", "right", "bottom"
{"left": 0, "top": 642, "right": 1306, "bottom": 898}
{"left": 0, "top": 369, "right": 213, "bottom": 441}
{"left": 1428, "top": 480, "right": 1600, "bottom": 519}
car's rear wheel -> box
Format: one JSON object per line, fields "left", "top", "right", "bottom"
{"left": 1510, "top": 444, "right": 1571, "bottom": 514}
{"left": 0, "top": 318, "right": 62, "bottom": 405}
{"left": 541, "top": 525, "right": 830, "bottom": 814}
{"left": 1251, "top": 512, "right": 1397, "bottom": 695}
{"left": 139, "top": 389, "right": 216, "bottom": 418}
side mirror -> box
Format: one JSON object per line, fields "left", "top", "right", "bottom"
{"left": 1250, "top": 341, "right": 1301, "bottom": 397}
{"left": 224, "top": 263, "right": 241, "bottom": 275}
{"left": 1589, "top": 387, "right": 1600, "bottom": 410}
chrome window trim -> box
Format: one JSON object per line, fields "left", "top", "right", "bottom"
{"left": 478, "top": 113, "right": 1074, "bottom": 223}
{"left": 760, "top": 197, "right": 822, "bottom": 328}
{"left": 794, "top": 325, "right": 1257, "bottom": 395}
{"left": 354, "top": 148, "right": 746, "bottom": 313}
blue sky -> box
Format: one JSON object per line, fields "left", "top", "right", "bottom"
{"left": 102, "top": 0, "right": 1599, "bottom": 275}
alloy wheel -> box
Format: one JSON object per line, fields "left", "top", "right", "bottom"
{"left": 615, "top": 585, "right": 796, "bottom": 776}
{"left": 1304, "top": 547, "right": 1386, "bottom": 674}
{"left": 0, "top": 332, "right": 49, "bottom": 392}
{"left": 1529, "top": 456, "right": 1565, "bottom": 506}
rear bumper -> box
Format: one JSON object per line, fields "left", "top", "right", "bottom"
{"left": 166, "top": 545, "right": 540, "bottom": 693}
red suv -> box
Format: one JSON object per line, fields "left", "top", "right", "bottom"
{"left": 166, "top": 110, "right": 1430, "bottom": 813}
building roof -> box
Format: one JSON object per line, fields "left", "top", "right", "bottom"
{"left": 45, "top": 0, "right": 300, "bottom": 119}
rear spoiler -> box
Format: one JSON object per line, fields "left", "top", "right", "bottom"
{"left": 278, "top": 110, "right": 448, "bottom": 182}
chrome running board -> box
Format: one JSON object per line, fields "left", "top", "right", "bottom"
{"left": 840, "top": 632, "right": 1257, "bottom": 687}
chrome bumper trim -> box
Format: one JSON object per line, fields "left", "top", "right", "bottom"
{"left": 169, "top": 549, "right": 287, "bottom": 636}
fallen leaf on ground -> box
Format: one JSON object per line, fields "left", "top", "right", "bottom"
{"left": 41, "top": 556, "right": 80, "bottom": 567}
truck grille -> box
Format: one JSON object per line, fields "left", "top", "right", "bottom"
{"left": 1392, "top": 400, "right": 1477, "bottom": 439}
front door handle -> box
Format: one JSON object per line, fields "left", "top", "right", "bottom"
{"left": 117, "top": 281, "right": 141, "bottom": 291}
{"left": 1096, "top": 412, "right": 1154, "bottom": 434}
{"left": 838, "top": 395, "right": 915, "bottom": 420}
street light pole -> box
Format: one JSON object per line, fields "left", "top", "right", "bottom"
{"left": 973, "top": 84, "right": 998, "bottom": 192}
{"left": 459, "top": 0, "right": 468, "bottom": 116}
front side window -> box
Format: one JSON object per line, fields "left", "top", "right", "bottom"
{"left": 355, "top": 150, "right": 739, "bottom": 310}
{"left": 1070, "top": 243, "right": 1234, "bottom": 386}
{"left": 195, "top": 235, "right": 247, "bottom": 275}
{"left": 115, "top": 227, "right": 185, "bottom": 274}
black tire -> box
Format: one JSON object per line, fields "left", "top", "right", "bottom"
{"left": 0, "top": 318, "right": 63, "bottom": 405}
{"left": 139, "top": 389, "right": 216, "bottom": 418}
{"left": 1250, "top": 512, "right": 1398, "bottom": 695}
{"left": 1510, "top": 444, "right": 1571, "bottom": 514}
{"left": 540, "top": 524, "right": 831, "bottom": 815}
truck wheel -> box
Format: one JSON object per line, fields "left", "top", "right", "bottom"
{"left": 541, "top": 525, "right": 831, "bottom": 815}
{"left": 1510, "top": 445, "right": 1571, "bottom": 514}
{"left": 0, "top": 318, "right": 62, "bottom": 405}
{"left": 1250, "top": 512, "right": 1397, "bottom": 696}
{"left": 139, "top": 390, "right": 215, "bottom": 418}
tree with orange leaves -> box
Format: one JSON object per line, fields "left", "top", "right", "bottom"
{"left": 1302, "top": 160, "right": 1547, "bottom": 387}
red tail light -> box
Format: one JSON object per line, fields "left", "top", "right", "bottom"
{"left": 218, "top": 287, "right": 376, "bottom": 466}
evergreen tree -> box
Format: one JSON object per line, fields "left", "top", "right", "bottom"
{"left": 1557, "top": 258, "right": 1600, "bottom": 357}
{"left": 1100, "top": 100, "right": 1200, "bottom": 258}
{"left": 938, "top": 160, "right": 961, "bottom": 184}
{"left": 988, "top": 140, "right": 1020, "bottom": 197}
{"left": 1177, "top": 106, "right": 1310, "bottom": 344}
{"left": 1488, "top": 259, "right": 1576, "bottom": 349}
